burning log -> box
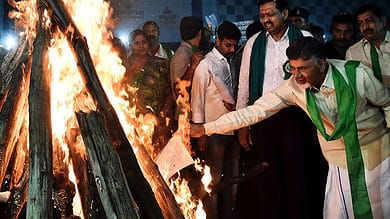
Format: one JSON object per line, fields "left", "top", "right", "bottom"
{"left": 66, "top": 127, "right": 106, "bottom": 219}
{"left": 2, "top": 116, "right": 29, "bottom": 219}
{"left": 0, "top": 38, "right": 29, "bottom": 104}
{"left": 75, "top": 110, "right": 140, "bottom": 218}
{"left": 71, "top": 29, "right": 183, "bottom": 219}
{"left": 41, "top": 0, "right": 183, "bottom": 218}
{"left": 0, "top": 43, "right": 30, "bottom": 188}
{"left": 27, "top": 4, "right": 53, "bottom": 218}
{"left": 52, "top": 142, "right": 77, "bottom": 218}
{"left": 7, "top": 166, "right": 29, "bottom": 219}
{"left": 7, "top": 119, "right": 29, "bottom": 190}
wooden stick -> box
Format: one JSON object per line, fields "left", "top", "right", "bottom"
{"left": 27, "top": 4, "right": 53, "bottom": 218}
{"left": 8, "top": 165, "right": 29, "bottom": 219}
{"left": 0, "top": 48, "right": 30, "bottom": 187}
{"left": 41, "top": 0, "right": 175, "bottom": 218}
{"left": 0, "top": 39, "right": 29, "bottom": 100}
{"left": 76, "top": 110, "right": 140, "bottom": 218}
{"left": 66, "top": 126, "right": 106, "bottom": 219}
{"left": 7, "top": 119, "right": 29, "bottom": 219}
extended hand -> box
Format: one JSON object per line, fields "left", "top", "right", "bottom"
{"left": 223, "top": 100, "right": 236, "bottom": 111}
{"left": 190, "top": 123, "right": 205, "bottom": 138}
{"left": 238, "top": 127, "right": 252, "bottom": 151}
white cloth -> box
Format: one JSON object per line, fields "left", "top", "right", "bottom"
{"left": 153, "top": 43, "right": 173, "bottom": 60}
{"left": 324, "top": 155, "right": 390, "bottom": 219}
{"left": 346, "top": 31, "right": 390, "bottom": 88}
{"left": 204, "top": 59, "right": 390, "bottom": 169}
{"left": 236, "top": 28, "right": 312, "bottom": 109}
{"left": 202, "top": 59, "right": 390, "bottom": 218}
{"left": 191, "top": 47, "right": 234, "bottom": 135}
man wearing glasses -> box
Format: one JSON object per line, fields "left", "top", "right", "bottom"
{"left": 191, "top": 36, "right": 390, "bottom": 219}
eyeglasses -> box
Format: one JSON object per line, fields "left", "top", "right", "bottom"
{"left": 283, "top": 61, "right": 292, "bottom": 74}
{"left": 283, "top": 60, "right": 313, "bottom": 75}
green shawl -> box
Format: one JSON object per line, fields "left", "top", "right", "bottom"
{"left": 248, "top": 23, "right": 303, "bottom": 104}
{"left": 306, "top": 61, "right": 373, "bottom": 219}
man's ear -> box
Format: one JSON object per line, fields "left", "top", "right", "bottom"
{"left": 380, "top": 16, "right": 387, "bottom": 27}
{"left": 282, "top": 9, "right": 289, "bottom": 20}
{"left": 318, "top": 59, "right": 327, "bottom": 72}
{"left": 215, "top": 38, "right": 221, "bottom": 47}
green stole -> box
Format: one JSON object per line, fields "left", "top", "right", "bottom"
{"left": 306, "top": 61, "right": 373, "bottom": 219}
{"left": 370, "top": 43, "right": 383, "bottom": 81}
{"left": 248, "top": 23, "right": 302, "bottom": 104}
{"left": 162, "top": 43, "right": 173, "bottom": 60}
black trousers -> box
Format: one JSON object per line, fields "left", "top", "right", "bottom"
{"left": 236, "top": 106, "right": 328, "bottom": 219}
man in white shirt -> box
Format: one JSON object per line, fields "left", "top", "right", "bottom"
{"left": 191, "top": 20, "right": 241, "bottom": 219}
{"left": 235, "top": 0, "right": 325, "bottom": 218}
{"left": 191, "top": 36, "right": 390, "bottom": 219}
{"left": 346, "top": 4, "right": 390, "bottom": 87}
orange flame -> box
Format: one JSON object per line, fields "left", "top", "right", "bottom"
{"left": 175, "top": 79, "right": 193, "bottom": 154}
{"left": 10, "top": 0, "right": 210, "bottom": 217}
{"left": 169, "top": 158, "right": 211, "bottom": 218}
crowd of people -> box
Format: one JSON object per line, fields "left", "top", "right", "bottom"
{"left": 115, "top": 1, "right": 389, "bottom": 218}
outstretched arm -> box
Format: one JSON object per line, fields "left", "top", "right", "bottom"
{"left": 190, "top": 82, "right": 295, "bottom": 137}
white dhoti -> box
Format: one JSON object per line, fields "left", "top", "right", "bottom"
{"left": 324, "top": 156, "right": 390, "bottom": 219}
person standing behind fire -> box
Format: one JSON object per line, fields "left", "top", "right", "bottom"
{"left": 230, "top": 21, "right": 264, "bottom": 99}
{"left": 122, "top": 29, "right": 174, "bottom": 159}
{"left": 235, "top": 0, "right": 326, "bottom": 218}
{"left": 323, "top": 12, "right": 357, "bottom": 59}
{"left": 288, "top": 7, "right": 325, "bottom": 42}
{"left": 191, "top": 20, "right": 242, "bottom": 219}
{"left": 142, "top": 20, "right": 174, "bottom": 61}
{"left": 346, "top": 3, "right": 390, "bottom": 88}
{"left": 170, "top": 16, "right": 204, "bottom": 122}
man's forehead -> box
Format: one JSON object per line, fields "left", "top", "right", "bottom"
{"left": 145, "top": 24, "right": 158, "bottom": 30}
{"left": 289, "top": 58, "right": 315, "bottom": 66}
{"left": 357, "top": 11, "right": 377, "bottom": 21}
{"left": 259, "top": 2, "right": 277, "bottom": 11}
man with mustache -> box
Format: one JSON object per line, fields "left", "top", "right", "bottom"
{"left": 142, "top": 21, "right": 174, "bottom": 60}
{"left": 324, "top": 12, "right": 356, "bottom": 59}
{"left": 234, "top": 0, "right": 326, "bottom": 218}
{"left": 346, "top": 4, "right": 390, "bottom": 87}
{"left": 190, "top": 36, "right": 390, "bottom": 219}
{"left": 191, "top": 20, "right": 242, "bottom": 218}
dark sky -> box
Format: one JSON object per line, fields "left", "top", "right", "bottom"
{"left": 1, "top": 1, "right": 12, "bottom": 30}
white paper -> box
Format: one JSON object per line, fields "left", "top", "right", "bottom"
{"left": 155, "top": 135, "right": 194, "bottom": 182}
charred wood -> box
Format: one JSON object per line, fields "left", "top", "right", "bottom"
{"left": 0, "top": 47, "right": 30, "bottom": 187}
{"left": 8, "top": 117, "right": 29, "bottom": 190}
{"left": 52, "top": 172, "right": 76, "bottom": 218}
{"left": 52, "top": 140, "right": 77, "bottom": 218}
{"left": 40, "top": 0, "right": 166, "bottom": 218}
{"left": 0, "top": 118, "right": 28, "bottom": 218}
{"left": 27, "top": 5, "right": 53, "bottom": 218}
{"left": 0, "top": 39, "right": 29, "bottom": 106}
{"left": 1, "top": 105, "right": 27, "bottom": 192}
{"left": 66, "top": 127, "right": 106, "bottom": 219}
{"left": 7, "top": 120, "right": 29, "bottom": 219}
{"left": 76, "top": 111, "right": 140, "bottom": 218}
{"left": 7, "top": 163, "right": 29, "bottom": 219}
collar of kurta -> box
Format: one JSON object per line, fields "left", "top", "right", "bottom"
{"left": 248, "top": 22, "right": 303, "bottom": 105}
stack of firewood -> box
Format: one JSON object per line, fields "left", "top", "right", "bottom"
{"left": 0, "top": 0, "right": 184, "bottom": 218}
